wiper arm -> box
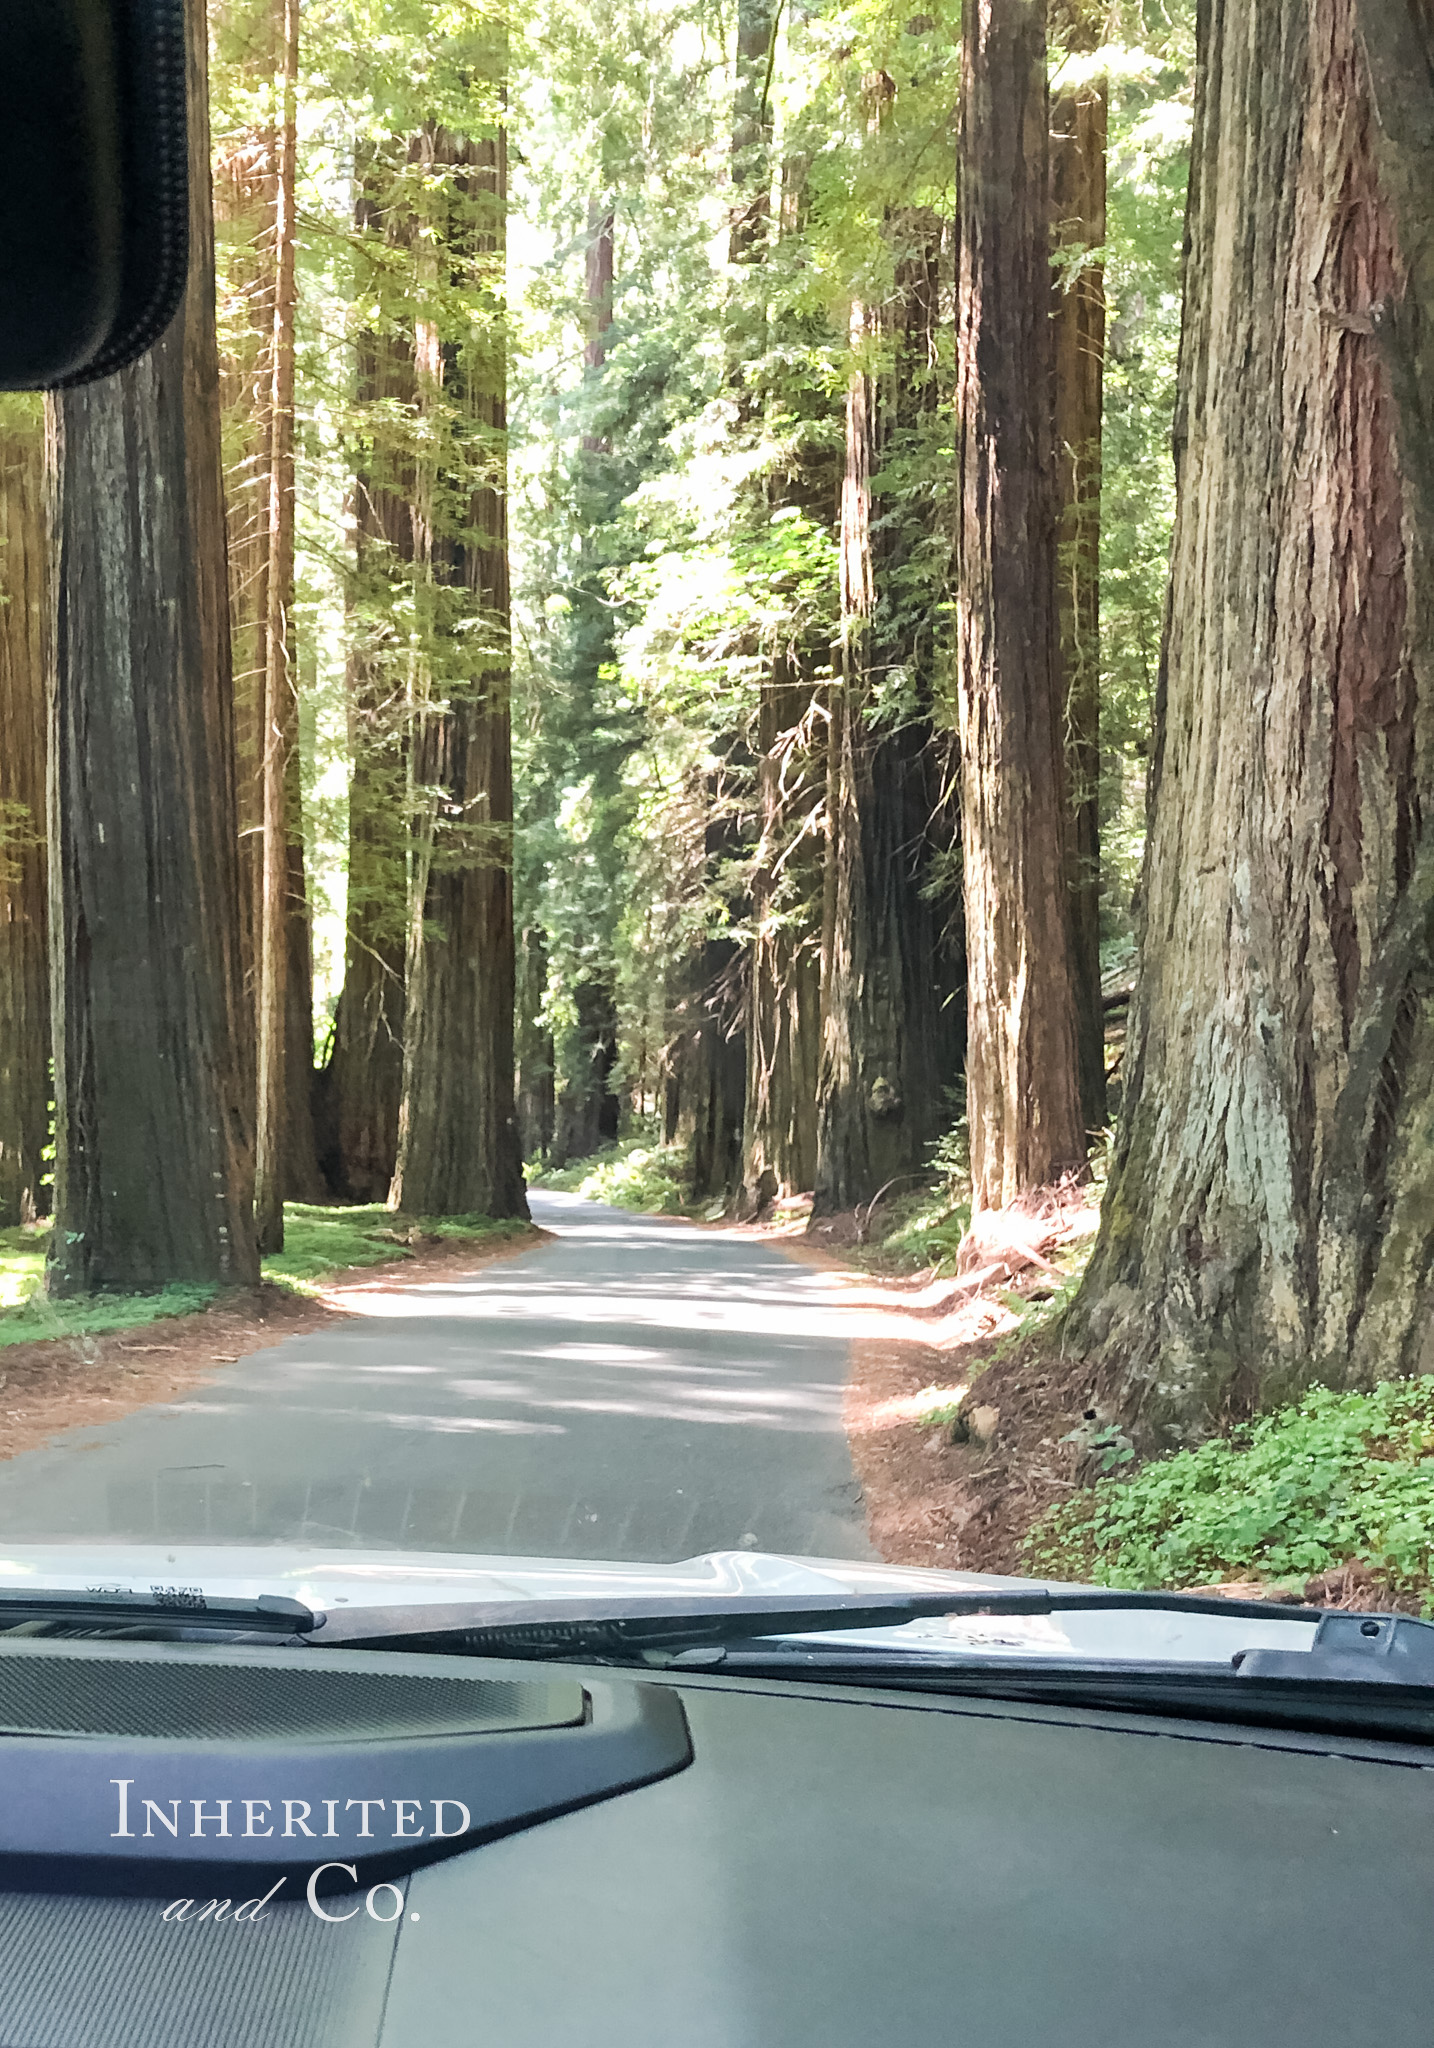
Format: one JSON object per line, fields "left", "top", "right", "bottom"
{"left": 309, "top": 1585, "right": 1327, "bottom": 1659}
{"left": 0, "top": 1588, "right": 318, "bottom": 1636}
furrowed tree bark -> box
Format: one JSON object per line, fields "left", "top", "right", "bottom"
{"left": 547, "top": 196, "right": 623, "bottom": 1165}
{"left": 955, "top": 0, "right": 1087, "bottom": 1214}
{"left": 320, "top": 160, "right": 416, "bottom": 1201}
{"left": 254, "top": 0, "right": 300, "bottom": 1253}
{"left": 213, "top": 9, "right": 278, "bottom": 1110}
{"left": 678, "top": 0, "right": 779, "bottom": 1208}
{"left": 742, "top": 651, "right": 821, "bottom": 1211}
{"left": 1051, "top": 0, "right": 1108, "bottom": 1130}
{"left": 814, "top": 206, "right": 962, "bottom": 1216}
{"left": 0, "top": 412, "right": 49, "bottom": 1226}
{"left": 1071, "top": 0, "right": 1434, "bottom": 1446}
{"left": 46, "top": 0, "right": 257, "bottom": 1293}
{"left": 390, "top": 119, "right": 528, "bottom": 1221}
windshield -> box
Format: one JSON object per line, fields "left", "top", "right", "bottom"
{"left": 3, "top": 0, "right": 1432, "bottom": 1669}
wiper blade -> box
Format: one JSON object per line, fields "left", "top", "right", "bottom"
{"left": 0, "top": 1588, "right": 318, "bottom": 1636}
{"left": 310, "top": 1585, "right": 1327, "bottom": 1658}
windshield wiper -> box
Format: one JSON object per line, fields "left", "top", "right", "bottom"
{"left": 680, "top": 1615, "right": 1434, "bottom": 1743}
{"left": 310, "top": 1585, "right": 1327, "bottom": 1658}
{"left": 0, "top": 1588, "right": 318, "bottom": 1636}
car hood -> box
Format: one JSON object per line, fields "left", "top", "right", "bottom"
{"left": 0, "top": 1540, "right": 1320, "bottom": 1664}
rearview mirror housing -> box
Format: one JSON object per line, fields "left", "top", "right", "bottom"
{"left": 0, "top": 0, "right": 189, "bottom": 390}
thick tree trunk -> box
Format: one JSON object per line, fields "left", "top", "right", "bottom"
{"left": 390, "top": 122, "right": 528, "bottom": 1220}
{"left": 46, "top": 0, "right": 257, "bottom": 1294}
{"left": 742, "top": 654, "right": 820, "bottom": 1211}
{"left": 547, "top": 197, "right": 623, "bottom": 1164}
{"left": 955, "top": 0, "right": 1087, "bottom": 1214}
{"left": 515, "top": 923, "right": 555, "bottom": 1162}
{"left": 1072, "top": 0, "right": 1434, "bottom": 1447}
{"left": 0, "top": 413, "right": 49, "bottom": 1226}
{"left": 1051, "top": 1, "right": 1108, "bottom": 1130}
{"left": 213, "top": 28, "right": 277, "bottom": 1111}
{"left": 254, "top": 0, "right": 320, "bottom": 1247}
{"left": 814, "top": 215, "right": 963, "bottom": 1216}
{"left": 320, "top": 166, "right": 415, "bottom": 1202}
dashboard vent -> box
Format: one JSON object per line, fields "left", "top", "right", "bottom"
{"left": 0, "top": 1641, "right": 584, "bottom": 1743}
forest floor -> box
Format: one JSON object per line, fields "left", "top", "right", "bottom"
{"left": 742, "top": 1194, "right": 1102, "bottom": 1577}
{"left": 0, "top": 1215, "right": 546, "bottom": 1467}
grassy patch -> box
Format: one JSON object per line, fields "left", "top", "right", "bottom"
{"left": 1024, "top": 1376, "right": 1434, "bottom": 1610}
{"left": 532, "top": 1138, "right": 690, "bottom": 1215}
{"left": 0, "top": 1205, "right": 531, "bottom": 1337}
{"left": 262, "top": 1205, "right": 530, "bottom": 1295}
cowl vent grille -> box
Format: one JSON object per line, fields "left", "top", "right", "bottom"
{"left": 0, "top": 1640, "right": 583, "bottom": 1742}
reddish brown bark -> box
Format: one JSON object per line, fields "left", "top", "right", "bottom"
{"left": 254, "top": 0, "right": 300, "bottom": 1254}
{"left": 390, "top": 121, "right": 527, "bottom": 1220}
{"left": 1073, "top": 0, "right": 1434, "bottom": 1443}
{"left": 0, "top": 411, "right": 49, "bottom": 1226}
{"left": 1051, "top": 1, "right": 1108, "bottom": 1130}
{"left": 46, "top": 0, "right": 257, "bottom": 1293}
{"left": 955, "top": 0, "right": 1087, "bottom": 1214}
{"left": 319, "top": 159, "right": 418, "bottom": 1202}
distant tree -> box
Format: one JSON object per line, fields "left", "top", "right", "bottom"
{"left": 46, "top": 0, "right": 257, "bottom": 1293}
{"left": 390, "top": 114, "right": 528, "bottom": 1220}
{"left": 0, "top": 407, "right": 49, "bottom": 1227}
{"left": 1071, "top": 0, "right": 1434, "bottom": 1443}
{"left": 1051, "top": 0, "right": 1108, "bottom": 1129}
{"left": 321, "top": 148, "right": 419, "bottom": 1202}
{"left": 254, "top": 0, "right": 303, "bottom": 1252}
{"left": 955, "top": 0, "right": 1087, "bottom": 1213}
{"left": 816, "top": 191, "right": 962, "bottom": 1215}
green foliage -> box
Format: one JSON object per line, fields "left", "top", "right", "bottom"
{"left": 0, "top": 1212, "right": 528, "bottom": 1337}
{"left": 263, "top": 1205, "right": 529, "bottom": 1293}
{"left": 1025, "top": 1378, "right": 1434, "bottom": 1608}
{"left": 533, "top": 1135, "right": 690, "bottom": 1214}
{"left": 0, "top": 1226, "right": 217, "bottom": 1349}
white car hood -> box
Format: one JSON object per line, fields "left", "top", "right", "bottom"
{"left": 0, "top": 1541, "right": 1321, "bottom": 1665}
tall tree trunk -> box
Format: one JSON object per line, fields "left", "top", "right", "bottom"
{"left": 390, "top": 120, "right": 528, "bottom": 1220}
{"left": 1051, "top": 0, "right": 1108, "bottom": 1130}
{"left": 1071, "top": 0, "right": 1434, "bottom": 1447}
{"left": 515, "top": 922, "right": 555, "bottom": 1161}
{"left": 548, "top": 196, "right": 623, "bottom": 1165}
{"left": 741, "top": 652, "right": 821, "bottom": 1212}
{"left": 0, "top": 411, "right": 49, "bottom": 1227}
{"left": 320, "top": 162, "right": 415, "bottom": 1202}
{"left": 955, "top": 0, "right": 1086, "bottom": 1214}
{"left": 46, "top": 0, "right": 257, "bottom": 1294}
{"left": 213, "top": 21, "right": 278, "bottom": 1117}
{"left": 680, "top": 0, "right": 780, "bottom": 1207}
{"left": 254, "top": 0, "right": 300, "bottom": 1252}
{"left": 815, "top": 210, "right": 963, "bottom": 1216}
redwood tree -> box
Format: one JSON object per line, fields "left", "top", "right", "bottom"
{"left": 47, "top": 0, "right": 257, "bottom": 1294}
{"left": 389, "top": 119, "right": 527, "bottom": 1220}
{"left": 1051, "top": 0, "right": 1108, "bottom": 1130}
{"left": 0, "top": 411, "right": 49, "bottom": 1227}
{"left": 1072, "top": 0, "right": 1434, "bottom": 1445}
{"left": 815, "top": 213, "right": 961, "bottom": 1215}
{"left": 955, "top": 0, "right": 1086, "bottom": 1213}
{"left": 320, "top": 154, "right": 418, "bottom": 1201}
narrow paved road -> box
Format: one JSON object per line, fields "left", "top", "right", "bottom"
{"left": 0, "top": 1196, "right": 874, "bottom": 1562}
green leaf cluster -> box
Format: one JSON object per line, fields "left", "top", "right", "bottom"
{"left": 1025, "top": 1377, "right": 1434, "bottom": 1609}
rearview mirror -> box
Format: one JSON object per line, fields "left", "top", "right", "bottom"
{"left": 0, "top": 0, "right": 190, "bottom": 390}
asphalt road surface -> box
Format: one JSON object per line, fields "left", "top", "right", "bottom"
{"left": 0, "top": 1195, "right": 875, "bottom": 1562}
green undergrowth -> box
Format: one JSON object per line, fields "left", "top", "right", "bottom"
{"left": 531, "top": 1136, "right": 691, "bottom": 1215}
{"left": 262, "top": 1204, "right": 528, "bottom": 1293}
{"left": 0, "top": 1205, "right": 530, "bottom": 1340}
{"left": 1024, "top": 1376, "right": 1434, "bottom": 1612}
{"left": 860, "top": 1189, "right": 972, "bottom": 1275}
